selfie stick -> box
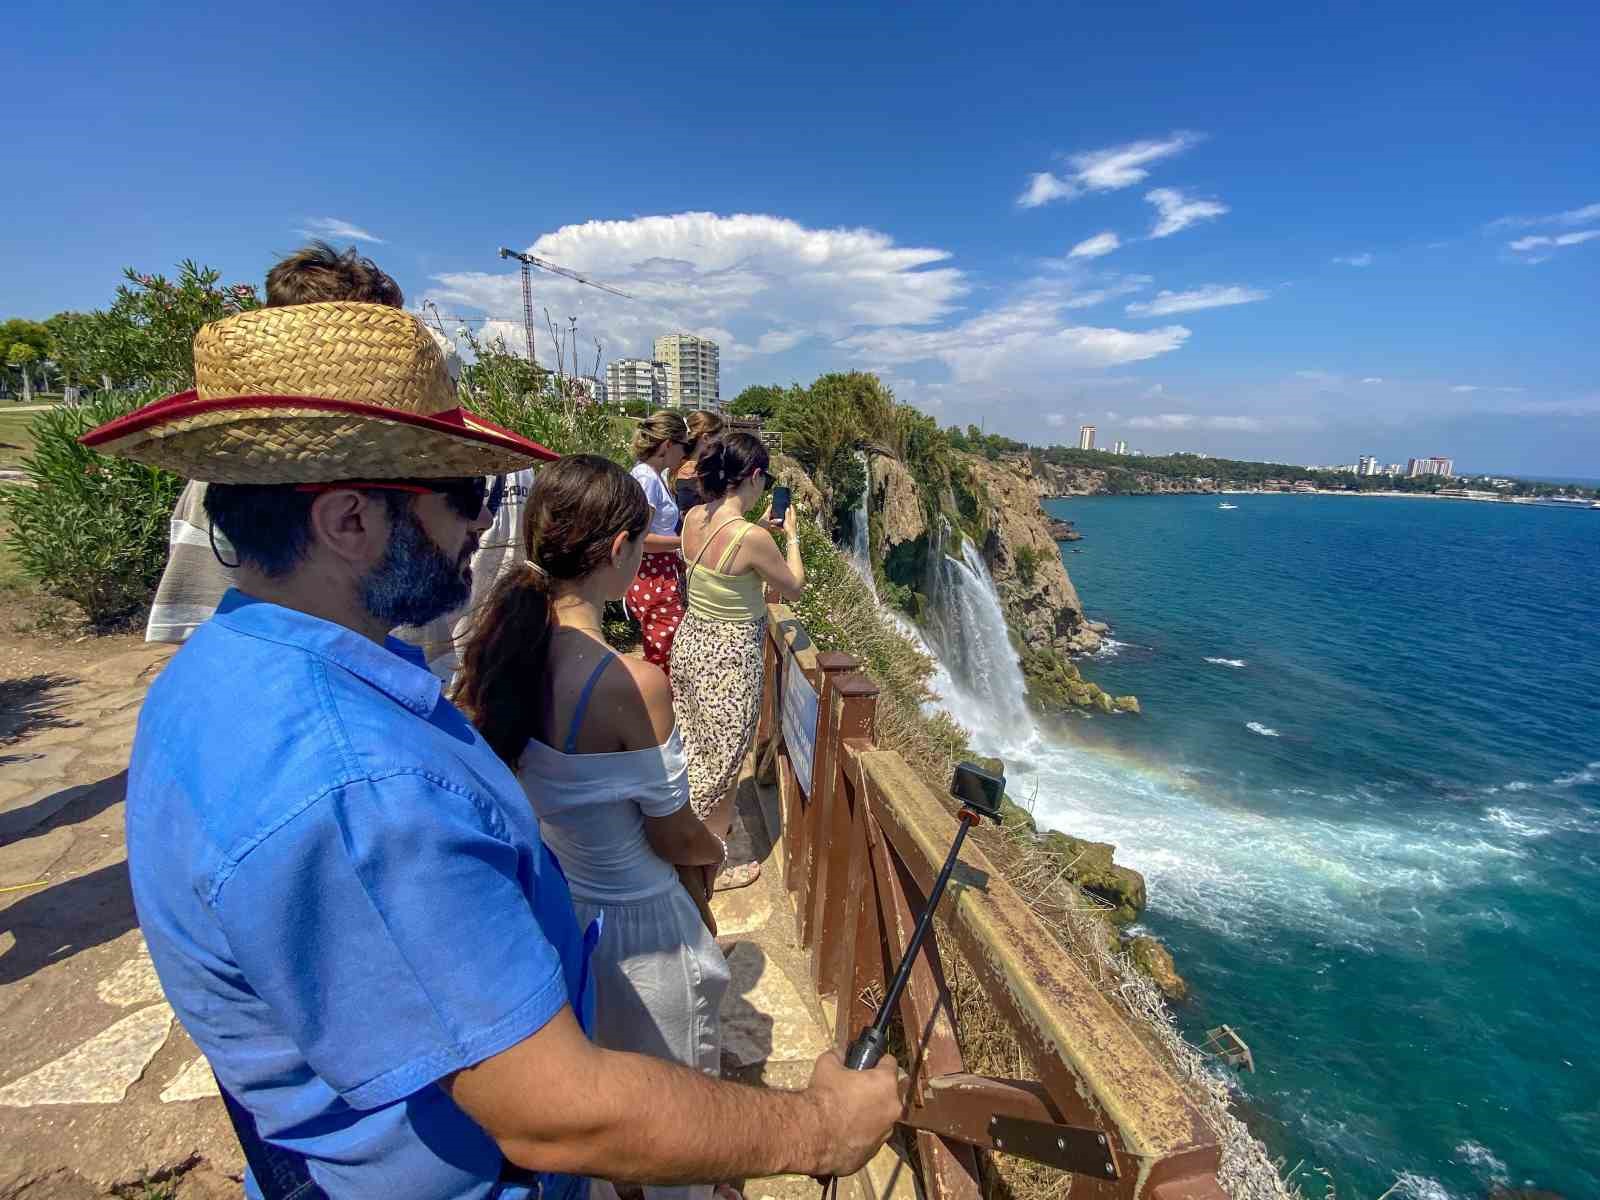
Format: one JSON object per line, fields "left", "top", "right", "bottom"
{"left": 843, "top": 775, "right": 1003, "bottom": 1072}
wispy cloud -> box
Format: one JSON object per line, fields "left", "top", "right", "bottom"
{"left": 297, "top": 217, "right": 385, "bottom": 244}
{"left": 1332, "top": 252, "right": 1374, "bottom": 267}
{"left": 1045, "top": 413, "right": 1068, "bottom": 428}
{"left": 1361, "top": 377, "right": 1384, "bottom": 384}
{"left": 1489, "top": 201, "right": 1600, "bottom": 229}
{"left": 1126, "top": 284, "right": 1266, "bottom": 316}
{"left": 1505, "top": 228, "right": 1600, "bottom": 263}
{"left": 1068, "top": 232, "right": 1121, "bottom": 259}
{"left": 1017, "top": 132, "right": 1202, "bottom": 208}
{"left": 1145, "top": 188, "right": 1229, "bottom": 238}
{"left": 1127, "top": 412, "right": 1267, "bottom": 433}
{"left": 1450, "top": 385, "right": 1481, "bottom": 393}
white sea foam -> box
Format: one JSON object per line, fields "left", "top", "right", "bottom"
{"left": 1483, "top": 807, "right": 1548, "bottom": 838}
{"left": 1503, "top": 780, "right": 1531, "bottom": 792}
{"left": 1245, "top": 721, "right": 1280, "bottom": 737}
{"left": 1392, "top": 1172, "right": 1457, "bottom": 1200}
{"left": 1453, "top": 1139, "right": 1509, "bottom": 1185}
{"left": 1093, "top": 637, "right": 1131, "bottom": 658}
{"left": 1553, "top": 760, "right": 1599, "bottom": 787}
{"left": 1204, "top": 656, "right": 1247, "bottom": 668}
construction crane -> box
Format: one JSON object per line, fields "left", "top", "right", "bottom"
{"left": 497, "top": 246, "right": 635, "bottom": 366}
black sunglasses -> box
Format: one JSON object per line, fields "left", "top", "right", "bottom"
{"left": 296, "top": 476, "right": 495, "bottom": 521}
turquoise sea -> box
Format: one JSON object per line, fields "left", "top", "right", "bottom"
{"left": 1029, "top": 495, "right": 1599, "bottom": 1199}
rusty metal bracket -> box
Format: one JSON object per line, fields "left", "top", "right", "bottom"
{"left": 987, "top": 1113, "right": 1119, "bottom": 1179}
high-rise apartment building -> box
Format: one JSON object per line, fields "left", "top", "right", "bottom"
{"left": 1112, "top": 439, "right": 1128, "bottom": 455}
{"left": 653, "top": 333, "right": 721, "bottom": 411}
{"left": 607, "top": 358, "right": 667, "bottom": 408}
{"left": 1407, "top": 456, "right": 1455, "bottom": 478}
{"left": 1357, "top": 454, "right": 1378, "bottom": 476}
{"left": 1078, "top": 424, "right": 1096, "bottom": 450}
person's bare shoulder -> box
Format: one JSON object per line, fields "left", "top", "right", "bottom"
{"left": 607, "top": 654, "right": 675, "bottom": 747}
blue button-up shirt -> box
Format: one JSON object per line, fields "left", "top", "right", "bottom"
{"left": 128, "top": 590, "right": 590, "bottom": 1199}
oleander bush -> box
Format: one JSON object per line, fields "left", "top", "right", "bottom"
{"left": 2, "top": 387, "right": 182, "bottom": 626}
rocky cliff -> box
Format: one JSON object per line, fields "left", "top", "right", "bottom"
{"left": 960, "top": 454, "right": 1100, "bottom": 656}
{"left": 956, "top": 454, "right": 1139, "bottom": 716}
{"left": 1032, "top": 459, "right": 1219, "bottom": 497}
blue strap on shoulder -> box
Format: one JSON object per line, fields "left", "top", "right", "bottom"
{"left": 563, "top": 652, "right": 616, "bottom": 754}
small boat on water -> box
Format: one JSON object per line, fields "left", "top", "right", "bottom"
{"left": 1217, "top": 502, "right": 1238, "bottom": 510}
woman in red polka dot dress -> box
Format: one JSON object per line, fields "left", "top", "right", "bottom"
{"left": 627, "top": 411, "right": 691, "bottom": 677}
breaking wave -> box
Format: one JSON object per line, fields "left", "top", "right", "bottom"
{"left": 1204, "top": 656, "right": 1247, "bottom": 668}
{"left": 1245, "top": 721, "right": 1279, "bottom": 737}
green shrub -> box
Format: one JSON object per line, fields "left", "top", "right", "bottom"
{"left": 2, "top": 389, "right": 183, "bottom": 627}
{"left": 457, "top": 331, "right": 630, "bottom": 462}
{"left": 1013, "top": 544, "right": 1038, "bottom": 588}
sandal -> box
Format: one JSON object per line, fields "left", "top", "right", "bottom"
{"left": 713, "top": 859, "right": 762, "bottom": 892}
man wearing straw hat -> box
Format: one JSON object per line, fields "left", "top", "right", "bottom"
{"left": 81, "top": 301, "right": 899, "bottom": 1200}
{"left": 145, "top": 242, "right": 533, "bottom": 682}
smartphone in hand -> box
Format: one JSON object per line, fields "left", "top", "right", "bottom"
{"left": 769, "top": 485, "right": 792, "bottom": 524}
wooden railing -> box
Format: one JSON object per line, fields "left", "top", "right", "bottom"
{"left": 755, "top": 599, "right": 1229, "bottom": 1200}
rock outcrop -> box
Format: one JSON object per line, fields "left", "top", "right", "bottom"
{"left": 1125, "top": 935, "right": 1188, "bottom": 1001}
{"left": 870, "top": 454, "right": 926, "bottom": 550}
{"left": 770, "top": 452, "right": 824, "bottom": 515}
{"left": 1032, "top": 460, "right": 1220, "bottom": 497}
{"left": 958, "top": 454, "right": 1102, "bottom": 656}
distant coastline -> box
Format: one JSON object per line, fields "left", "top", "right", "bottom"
{"left": 1048, "top": 487, "right": 1600, "bottom": 507}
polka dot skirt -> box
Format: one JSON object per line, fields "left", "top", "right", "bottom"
{"left": 626, "top": 552, "right": 687, "bottom": 677}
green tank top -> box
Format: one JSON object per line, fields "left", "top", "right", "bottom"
{"left": 685, "top": 520, "right": 768, "bottom": 622}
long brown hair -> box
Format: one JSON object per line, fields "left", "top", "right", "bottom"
{"left": 454, "top": 454, "right": 649, "bottom": 766}
{"left": 685, "top": 410, "right": 724, "bottom": 451}
{"left": 631, "top": 410, "right": 688, "bottom": 462}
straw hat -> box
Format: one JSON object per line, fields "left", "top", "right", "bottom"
{"left": 81, "top": 302, "right": 557, "bottom": 482}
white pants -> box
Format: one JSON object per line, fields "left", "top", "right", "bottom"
{"left": 573, "top": 884, "right": 732, "bottom": 1200}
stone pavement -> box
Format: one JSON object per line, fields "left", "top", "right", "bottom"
{"left": 0, "top": 642, "right": 240, "bottom": 1199}
{"left": 1, "top": 642, "right": 910, "bottom": 1200}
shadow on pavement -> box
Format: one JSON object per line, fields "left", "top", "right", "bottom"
{"left": 0, "top": 673, "right": 79, "bottom": 752}
{"left": 0, "top": 859, "right": 137, "bottom": 987}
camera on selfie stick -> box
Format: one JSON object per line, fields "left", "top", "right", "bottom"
{"left": 842, "top": 761, "right": 1005, "bottom": 1072}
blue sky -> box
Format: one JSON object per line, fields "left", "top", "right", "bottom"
{"left": 8, "top": 0, "right": 1598, "bottom": 474}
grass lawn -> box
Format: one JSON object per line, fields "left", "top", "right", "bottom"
{"left": 0, "top": 501, "right": 29, "bottom": 595}
{"left": 0, "top": 409, "right": 39, "bottom": 470}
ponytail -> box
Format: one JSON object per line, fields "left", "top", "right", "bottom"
{"left": 452, "top": 564, "right": 553, "bottom": 767}
{"left": 453, "top": 454, "right": 650, "bottom": 767}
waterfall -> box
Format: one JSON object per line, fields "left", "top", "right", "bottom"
{"left": 919, "top": 524, "right": 1038, "bottom": 748}
{"left": 846, "top": 451, "right": 876, "bottom": 597}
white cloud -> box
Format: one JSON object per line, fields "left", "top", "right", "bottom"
{"left": 298, "top": 217, "right": 385, "bottom": 244}
{"left": 845, "top": 290, "right": 1190, "bottom": 381}
{"left": 1127, "top": 412, "right": 1267, "bottom": 433}
{"left": 1506, "top": 229, "right": 1600, "bottom": 260}
{"left": 1068, "top": 232, "right": 1121, "bottom": 259}
{"left": 1295, "top": 369, "right": 1342, "bottom": 385}
{"left": 1017, "top": 132, "right": 1202, "bottom": 208}
{"left": 427, "top": 212, "right": 965, "bottom": 368}
{"left": 1450, "top": 385, "right": 1480, "bottom": 393}
{"left": 1019, "top": 173, "right": 1080, "bottom": 208}
{"left": 1045, "top": 413, "right": 1067, "bottom": 427}
{"left": 1126, "top": 284, "right": 1267, "bottom": 316}
{"left": 1333, "top": 252, "right": 1374, "bottom": 267}
{"left": 1145, "top": 188, "right": 1229, "bottom": 238}
{"left": 1361, "top": 377, "right": 1384, "bottom": 384}
{"left": 1490, "top": 201, "right": 1600, "bottom": 229}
